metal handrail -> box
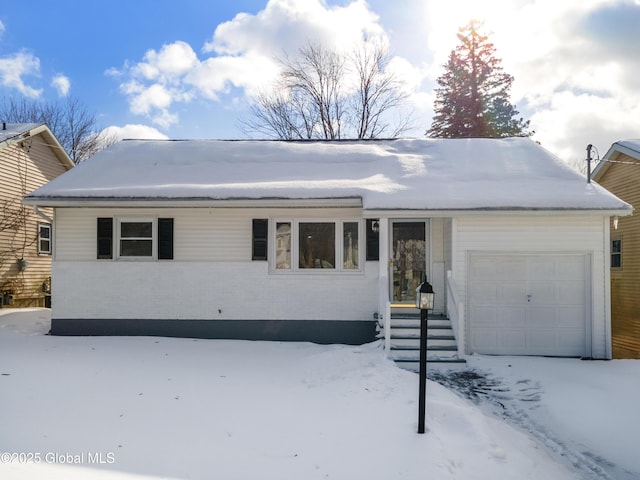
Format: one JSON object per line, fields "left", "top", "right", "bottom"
{"left": 446, "top": 270, "right": 465, "bottom": 356}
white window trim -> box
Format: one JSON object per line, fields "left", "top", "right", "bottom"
{"left": 611, "top": 236, "right": 622, "bottom": 270}
{"left": 116, "top": 218, "right": 157, "bottom": 260}
{"left": 270, "top": 218, "right": 364, "bottom": 274}
{"left": 37, "top": 222, "right": 52, "bottom": 255}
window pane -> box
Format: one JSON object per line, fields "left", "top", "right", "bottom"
{"left": 343, "top": 222, "right": 359, "bottom": 269}
{"left": 39, "top": 240, "right": 51, "bottom": 253}
{"left": 276, "top": 222, "right": 291, "bottom": 269}
{"left": 611, "top": 254, "right": 621, "bottom": 268}
{"left": 120, "top": 239, "right": 153, "bottom": 257}
{"left": 39, "top": 225, "right": 50, "bottom": 239}
{"left": 299, "top": 222, "right": 335, "bottom": 269}
{"left": 121, "top": 222, "right": 152, "bottom": 238}
{"left": 612, "top": 239, "right": 621, "bottom": 253}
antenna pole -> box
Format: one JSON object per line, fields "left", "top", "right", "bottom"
{"left": 587, "top": 144, "right": 593, "bottom": 184}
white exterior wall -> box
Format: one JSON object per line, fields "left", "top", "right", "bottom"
{"left": 52, "top": 207, "right": 378, "bottom": 322}
{"left": 453, "top": 214, "right": 610, "bottom": 358}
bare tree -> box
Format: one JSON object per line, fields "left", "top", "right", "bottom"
{"left": 0, "top": 96, "right": 116, "bottom": 163}
{"left": 242, "top": 40, "right": 411, "bottom": 140}
{"left": 350, "top": 40, "right": 411, "bottom": 139}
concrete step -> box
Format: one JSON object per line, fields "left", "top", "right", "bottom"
{"left": 391, "top": 344, "right": 458, "bottom": 352}
{"left": 391, "top": 322, "right": 452, "bottom": 330}
{"left": 390, "top": 332, "right": 455, "bottom": 340}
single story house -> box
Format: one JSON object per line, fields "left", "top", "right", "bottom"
{"left": 592, "top": 139, "right": 640, "bottom": 358}
{"left": 23, "top": 137, "right": 631, "bottom": 360}
{"left": 1, "top": 123, "right": 74, "bottom": 308}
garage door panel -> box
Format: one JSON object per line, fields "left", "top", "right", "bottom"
{"left": 500, "top": 283, "right": 526, "bottom": 305}
{"left": 470, "top": 260, "right": 499, "bottom": 281}
{"left": 500, "top": 259, "right": 526, "bottom": 280}
{"left": 527, "top": 306, "right": 555, "bottom": 325}
{"left": 501, "top": 329, "right": 527, "bottom": 348}
{"left": 555, "top": 283, "right": 584, "bottom": 304}
{"left": 528, "top": 259, "right": 554, "bottom": 281}
{"left": 528, "top": 283, "right": 555, "bottom": 304}
{"left": 558, "top": 330, "right": 585, "bottom": 353}
{"left": 469, "top": 283, "right": 498, "bottom": 305}
{"left": 558, "top": 306, "right": 585, "bottom": 328}
{"left": 471, "top": 329, "right": 499, "bottom": 350}
{"left": 528, "top": 329, "right": 556, "bottom": 350}
{"left": 470, "top": 306, "right": 498, "bottom": 325}
{"left": 556, "top": 257, "right": 585, "bottom": 280}
{"left": 469, "top": 254, "right": 588, "bottom": 357}
{"left": 500, "top": 307, "right": 525, "bottom": 325}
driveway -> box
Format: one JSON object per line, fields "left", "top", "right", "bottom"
{"left": 429, "top": 355, "right": 640, "bottom": 480}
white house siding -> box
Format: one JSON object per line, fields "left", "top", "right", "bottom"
{"left": 453, "top": 214, "right": 610, "bottom": 359}
{"left": 430, "top": 218, "right": 447, "bottom": 314}
{"left": 52, "top": 207, "right": 378, "bottom": 322}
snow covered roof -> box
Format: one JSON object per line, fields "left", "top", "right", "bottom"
{"left": 24, "top": 137, "right": 631, "bottom": 212}
{"left": 0, "top": 122, "right": 74, "bottom": 168}
{"left": 0, "top": 122, "right": 42, "bottom": 144}
{"left": 593, "top": 139, "right": 640, "bottom": 182}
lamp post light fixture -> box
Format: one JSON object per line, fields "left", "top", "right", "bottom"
{"left": 416, "top": 277, "right": 434, "bottom": 434}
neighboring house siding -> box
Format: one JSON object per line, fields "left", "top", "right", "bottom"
{"left": 52, "top": 207, "right": 378, "bottom": 322}
{"left": 596, "top": 159, "right": 640, "bottom": 358}
{"left": 453, "top": 214, "right": 609, "bottom": 359}
{"left": 0, "top": 136, "right": 65, "bottom": 306}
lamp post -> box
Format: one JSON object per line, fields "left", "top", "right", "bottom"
{"left": 416, "top": 277, "right": 434, "bottom": 434}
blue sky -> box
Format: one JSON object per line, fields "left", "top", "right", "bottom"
{"left": 1, "top": 0, "right": 639, "bottom": 165}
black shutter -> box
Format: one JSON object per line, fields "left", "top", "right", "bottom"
{"left": 97, "top": 218, "right": 113, "bottom": 259}
{"left": 158, "top": 218, "right": 174, "bottom": 260}
{"left": 366, "top": 219, "right": 380, "bottom": 261}
{"left": 252, "top": 219, "right": 268, "bottom": 261}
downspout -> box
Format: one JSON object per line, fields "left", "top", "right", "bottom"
{"left": 32, "top": 205, "right": 53, "bottom": 224}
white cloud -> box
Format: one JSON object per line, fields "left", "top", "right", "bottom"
{"left": 0, "top": 50, "right": 42, "bottom": 98}
{"left": 101, "top": 124, "right": 170, "bottom": 141}
{"left": 51, "top": 74, "right": 70, "bottom": 97}
{"left": 113, "top": 0, "right": 391, "bottom": 128}
{"left": 0, "top": 20, "right": 5, "bottom": 35}
{"left": 530, "top": 91, "right": 640, "bottom": 166}
{"left": 205, "top": 0, "right": 384, "bottom": 55}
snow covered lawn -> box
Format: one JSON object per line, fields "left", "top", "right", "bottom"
{"left": 0, "top": 309, "right": 636, "bottom": 479}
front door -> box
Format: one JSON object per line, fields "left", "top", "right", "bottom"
{"left": 391, "top": 222, "right": 426, "bottom": 303}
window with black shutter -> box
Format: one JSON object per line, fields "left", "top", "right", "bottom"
{"left": 158, "top": 218, "right": 174, "bottom": 260}
{"left": 366, "top": 219, "right": 380, "bottom": 261}
{"left": 252, "top": 219, "right": 268, "bottom": 260}
{"left": 97, "top": 218, "right": 114, "bottom": 259}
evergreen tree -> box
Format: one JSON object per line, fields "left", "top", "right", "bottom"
{"left": 427, "top": 20, "right": 531, "bottom": 138}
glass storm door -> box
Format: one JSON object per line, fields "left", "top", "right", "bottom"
{"left": 391, "top": 222, "right": 426, "bottom": 303}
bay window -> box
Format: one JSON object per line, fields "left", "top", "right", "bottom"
{"left": 274, "top": 219, "right": 362, "bottom": 273}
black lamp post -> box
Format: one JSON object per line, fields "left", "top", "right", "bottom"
{"left": 416, "top": 277, "right": 434, "bottom": 434}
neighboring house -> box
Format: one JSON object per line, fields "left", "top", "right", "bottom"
{"left": 23, "top": 137, "right": 630, "bottom": 364}
{"left": 592, "top": 140, "right": 640, "bottom": 359}
{"left": 1, "top": 123, "right": 73, "bottom": 308}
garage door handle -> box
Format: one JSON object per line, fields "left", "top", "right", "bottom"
{"left": 527, "top": 294, "right": 532, "bottom": 302}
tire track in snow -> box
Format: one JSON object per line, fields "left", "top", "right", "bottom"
{"left": 428, "top": 369, "right": 623, "bottom": 480}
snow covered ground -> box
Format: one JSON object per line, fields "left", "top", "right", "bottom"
{"left": 0, "top": 309, "right": 637, "bottom": 480}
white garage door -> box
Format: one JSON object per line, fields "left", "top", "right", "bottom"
{"left": 468, "top": 254, "right": 589, "bottom": 357}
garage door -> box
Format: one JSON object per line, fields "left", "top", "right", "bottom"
{"left": 468, "top": 254, "right": 589, "bottom": 356}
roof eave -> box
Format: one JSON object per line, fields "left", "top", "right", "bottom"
{"left": 363, "top": 206, "right": 634, "bottom": 218}
{"left": 22, "top": 196, "right": 364, "bottom": 209}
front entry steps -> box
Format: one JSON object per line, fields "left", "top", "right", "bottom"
{"left": 389, "top": 310, "right": 466, "bottom": 371}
